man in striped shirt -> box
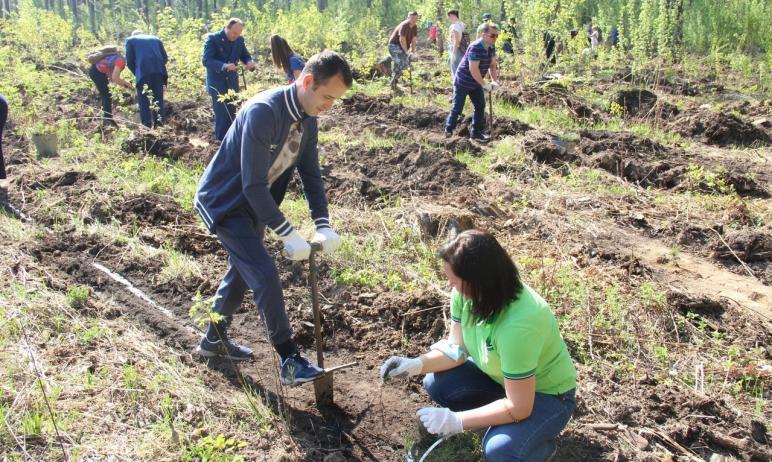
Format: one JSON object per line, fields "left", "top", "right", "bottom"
{"left": 445, "top": 23, "right": 500, "bottom": 143}
{"left": 193, "top": 51, "right": 353, "bottom": 386}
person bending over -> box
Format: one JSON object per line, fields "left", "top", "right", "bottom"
{"left": 381, "top": 230, "right": 577, "bottom": 462}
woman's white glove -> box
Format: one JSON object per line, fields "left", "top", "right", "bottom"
{"left": 280, "top": 231, "right": 311, "bottom": 261}
{"left": 379, "top": 356, "right": 423, "bottom": 382}
{"left": 311, "top": 228, "right": 342, "bottom": 254}
{"left": 416, "top": 407, "right": 463, "bottom": 436}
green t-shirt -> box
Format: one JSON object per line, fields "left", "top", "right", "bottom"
{"left": 450, "top": 284, "right": 577, "bottom": 394}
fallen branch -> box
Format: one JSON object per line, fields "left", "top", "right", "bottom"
{"left": 704, "top": 430, "right": 751, "bottom": 453}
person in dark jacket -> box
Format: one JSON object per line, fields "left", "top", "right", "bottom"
{"left": 0, "top": 94, "right": 7, "bottom": 180}
{"left": 125, "top": 30, "right": 168, "bottom": 128}
{"left": 193, "top": 51, "right": 353, "bottom": 387}
{"left": 202, "top": 18, "right": 257, "bottom": 141}
{"left": 88, "top": 52, "right": 132, "bottom": 126}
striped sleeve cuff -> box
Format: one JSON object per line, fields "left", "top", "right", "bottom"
{"left": 503, "top": 369, "right": 536, "bottom": 380}
{"left": 314, "top": 217, "right": 331, "bottom": 230}
{"left": 271, "top": 219, "right": 294, "bottom": 238}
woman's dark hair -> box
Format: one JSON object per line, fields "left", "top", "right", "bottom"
{"left": 447, "top": 9, "right": 459, "bottom": 18}
{"left": 270, "top": 34, "right": 295, "bottom": 75}
{"left": 301, "top": 50, "right": 353, "bottom": 89}
{"left": 439, "top": 230, "right": 523, "bottom": 321}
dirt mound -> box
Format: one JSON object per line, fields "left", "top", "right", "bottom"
{"left": 326, "top": 290, "right": 447, "bottom": 353}
{"left": 723, "top": 100, "right": 772, "bottom": 119}
{"left": 107, "top": 192, "right": 192, "bottom": 226}
{"left": 122, "top": 129, "right": 182, "bottom": 158}
{"left": 516, "top": 83, "right": 606, "bottom": 122}
{"left": 711, "top": 230, "right": 772, "bottom": 263}
{"left": 325, "top": 142, "right": 481, "bottom": 204}
{"left": 522, "top": 133, "right": 578, "bottom": 166}
{"left": 30, "top": 171, "right": 96, "bottom": 189}
{"left": 577, "top": 130, "right": 685, "bottom": 188}
{"left": 341, "top": 93, "right": 447, "bottom": 129}
{"left": 659, "top": 76, "right": 724, "bottom": 96}
{"left": 671, "top": 111, "right": 771, "bottom": 146}
{"left": 612, "top": 89, "right": 679, "bottom": 119}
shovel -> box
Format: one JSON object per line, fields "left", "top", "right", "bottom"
{"left": 487, "top": 86, "right": 494, "bottom": 132}
{"left": 305, "top": 242, "right": 356, "bottom": 406}
{"left": 240, "top": 67, "right": 248, "bottom": 91}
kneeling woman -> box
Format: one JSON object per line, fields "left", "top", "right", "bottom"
{"left": 380, "top": 230, "right": 577, "bottom": 462}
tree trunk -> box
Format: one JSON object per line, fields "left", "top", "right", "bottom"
{"left": 88, "top": 0, "right": 96, "bottom": 34}
{"left": 69, "top": 0, "right": 80, "bottom": 26}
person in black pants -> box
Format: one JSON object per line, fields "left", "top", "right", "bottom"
{"left": 0, "top": 94, "right": 7, "bottom": 180}
{"left": 88, "top": 54, "right": 132, "bottom": 125}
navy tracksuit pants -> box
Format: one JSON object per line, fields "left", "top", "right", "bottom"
{"left": 210, "top": 208, "right": 291, "bottom": 345}
{"left": 209, "top": 90, "right": 238, "bottom": 141}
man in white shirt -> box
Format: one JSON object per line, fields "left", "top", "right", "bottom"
{"left": 447, "top": 9, "right": 466, "bottom": 77}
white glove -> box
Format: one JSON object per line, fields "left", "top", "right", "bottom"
{"left": 482, "top": 81, "right": 500, "bottom": 92}
{"left": 280, "top": 231, "right": 311, "bottom": 261}
{"left": 417, "top": 407, "right": 464, "bottom": 436}
{"left": 380, "top": 356, "right": 423, "bottom": 382}
{"left": 311, "top": 228, "right": 342, "bottom": 254}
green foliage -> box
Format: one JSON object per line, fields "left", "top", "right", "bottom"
{"left": 183, "top": 434, "right": 247, "bottom": 462}
{"left": 66, "top": 285, "right": 90, "bottom": 309}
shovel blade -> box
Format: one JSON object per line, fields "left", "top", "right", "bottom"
{"left": 314, "top": 373, "right": 334, "bottom": 406}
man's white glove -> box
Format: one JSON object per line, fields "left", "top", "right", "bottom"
{"left": 311, "top": 228, "right": 342, "bottom": 254}
{"left": 416, "top": 407, "right": 464, "bottom": 437}
{"left": 380, "top": 356, "right": 423, "bottom": 382}
{"left": 280, "top": 231, "right": 311, "bottom": 261}
{"left": 482, "top": 81, "right": 500, "bottom": 92}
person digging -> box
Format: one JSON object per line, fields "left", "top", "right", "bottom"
{"left": 387, "top": 11, "right": 419, "bottom": 95}
{"left": 194, "top": 51, "right": 353, "bottom": 386}
{"left": 445, "top": 22, "right": 500, "bottom": 143}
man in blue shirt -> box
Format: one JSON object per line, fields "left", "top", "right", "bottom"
{"left": 125, "top": 30, "right": 168, "bottom": 127}
{"left": 203, "top": 18, "right": 257, "bottom": 140}
{"left": 445, "top": 23, "right": 500, "bottom": 143}
{"left": 194, "top": 51, "right": 353, "bottom": 387}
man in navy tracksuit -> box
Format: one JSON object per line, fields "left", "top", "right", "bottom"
{"left": 125, "top": 30, "right": 168, "bottom": 127}
{"left": 194, "top": 51, "right": 352, "bottom": 386}
{"left": 203, "top": 18, "right": 257, "bottom": 141}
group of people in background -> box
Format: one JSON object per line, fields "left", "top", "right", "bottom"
{"left": 86, "top": 18, "right": 304, "bottom": 142}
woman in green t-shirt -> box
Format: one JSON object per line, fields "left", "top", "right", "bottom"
{"left": 380, "top": 230, "right": 577, "bottom": 462}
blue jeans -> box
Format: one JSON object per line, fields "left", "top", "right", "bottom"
{"left": 445, "top": 85, "right": 485, "bottom": 136}
{"left": 449, "top": 47, "right": 464, "bottom": 76}
{"left": 210, "top": 208, "right": 292, "bottom": 345}
{"left": 137, "top": 73, "right": 165, "bottom": 127}
{"left": 423, "top": 362, "right": 576, "bottom": 462}
{"left": 209, "top": 90, "right": 238, "bottom": 141}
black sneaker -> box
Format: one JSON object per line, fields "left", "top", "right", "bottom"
{"left": 197, "top": 334, "right": 253, "bottom": 361}
{"left": 280, "top": 353, "right": 324, "bottom": 386}
{"left": 470, "top": 132, "right": 491, "bottom": 143}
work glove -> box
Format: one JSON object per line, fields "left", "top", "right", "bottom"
{"left": 380, "top": 356, "right": 423, "bottom": 382}
{"left": 280, "top": 231, "right": 311, "bottom": 261}
{"left": 311, "top": 228, "right": 342, "bottom": 254}
{"left": 417, "top": 407, "right": 464, "bottom": 437}
{"left": 482, "top": 81, "right": 500, "bottom": 92}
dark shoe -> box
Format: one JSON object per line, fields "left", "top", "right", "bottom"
{"left": 280, "top": 353, "right": 324, "bottom": 386}
{"left": 197, "top": 332, "right": 253, "bottom": 361}
{"left": 392, "top": 85, "right": 404, "bottom": 96}
{"left": 444, "top": 130, "right": 453, "bottom": 139}
{"left": 470, "top": 132, "right": 491, "bottom": 143}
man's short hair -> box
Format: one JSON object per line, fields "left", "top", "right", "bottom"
{"left": 408, "top": 11, "right": 418, "bottom": 17}
{"left": 482, "top": 13, "right": 492, "bottom": 20}
{"left": 225, "top": 18, "right": 244, "bottom": 28}
{"left": 481, "top": 23, "right": 498, "bottom": 35}
{"left": 131, "top": 29, "right": 143, "bottom": 36}
{"left": 447, "top": 9, "right": 459, "bottom": 18}
{"left": 301, "top": 50, "right": 353, "bottom": 89}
